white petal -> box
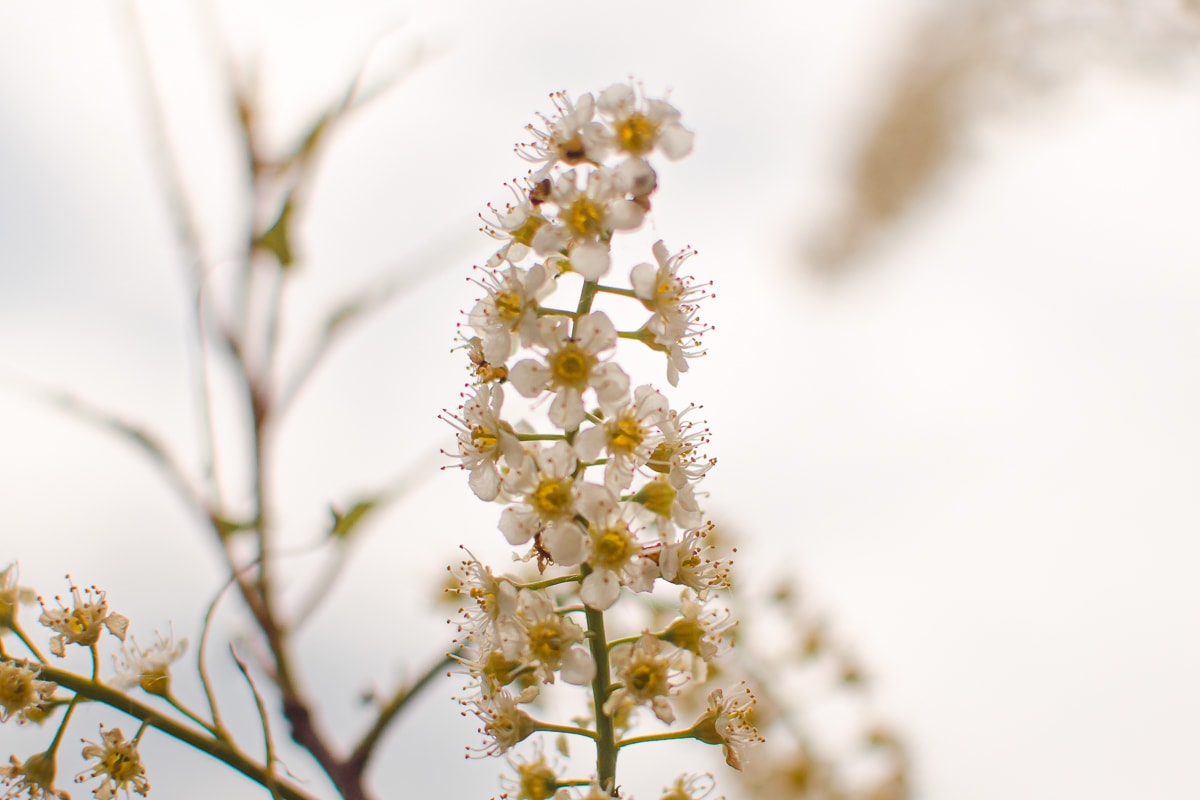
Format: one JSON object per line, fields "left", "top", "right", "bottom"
{"left": 608, "top": 199, "right": 645, "bottom": 231}
{"left": 561, "top": 646, "right": 597, "bottom": 685}
{"left": 508, "top": 359, "right": 550, "bottom": 398}
{"left": 598, "top": 83, "right": 634, "bottom": 115}
{"left": 581, "top": 570, "right": 621, "bottom": 610}
{"left": 531, "top": 223, "right": 568, "bottom": 255}
{"left": 591, "top": 363, "right": 630, "bottom": 415}
{"left": 576, "top": 311, "right": 617, "bottom": 352}
{"left": 630, "top": 261, "right": 657, "bottom": 303}
{"left": 469, "top": 462, "right": 501, "bottom": 501}
{"left": 549, "top": 388, "right": 585, "bottom": 430}
{"left": 543, "top": 521, "right": 586, "bottom": 565}
{"left": 570, "top": 241, "right": 610, "bottom": 280}
{"left": 499, "top": 507, "right": 535, "bottom": 546}
{"left": 574, "top": 424, "right": 608, "bottom": 461}
{"left": 659, "top": 124, "right": 695, "bottom": 159}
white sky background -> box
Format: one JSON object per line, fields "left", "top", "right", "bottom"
{"left": 2, "top": 1, "right": 1200, "bottom": 799}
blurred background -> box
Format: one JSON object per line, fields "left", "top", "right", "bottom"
{"left": 2, "top": 1, "right": 1200, "bottom": 798}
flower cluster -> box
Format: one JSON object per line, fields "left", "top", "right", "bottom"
{"left": 0, "top": 569, "right": 160, "bottom": 800}
{"left": 446, "top": 84, "right": 757, "bottom": 799}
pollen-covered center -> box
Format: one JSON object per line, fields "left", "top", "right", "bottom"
{"left": 470, "top": 424, "right": 499, "bottom": 453}
{"left": 616, "top": 113, "right": 659, "bottom": 155}
{"left": 548, "top": 343, "right": 594, "bottom": 390}
{"left": 510, "top": 215, "right": 544, "bottom": 247}
{"left": 557, "top": 133, "right": 587, "bottom": 164}
{"left": 627, "top": 660, "right": 667, "bottom": 697}
{"left": 592, "top": 527, "right": 634, "bottom": 570}
{"left": 494, "top": 290, "right": 523, "bottom": 322}
{"left": 608, "top": 415, "right": 645, "bottom": 454}
{"left": 656, "top": 275, "right": 682, "bottom": 301}
{"left": 526, "top": 621, "right": 567, "bottom": 665}
{"left": 0, "top": 668, "right": 35, "bottom": 712}
{"left": 531, "top": 477, "right": 573, "bottom": 519}
{"left": 562, "top": 196, "right": 604, "bottom": 238}
{"left": 519, "top": 763, "right": 559, "bottom": 800}
{"left": 103, "top": 745, "right": 143, "bottom": 783}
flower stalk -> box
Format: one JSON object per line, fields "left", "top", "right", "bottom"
{"left": 446, "top": 83, "right": 758, "bottom": 799}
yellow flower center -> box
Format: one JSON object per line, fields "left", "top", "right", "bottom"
{"left": 101, "top": 746, "right": 142, "bottom": 783}
{"left": 627, "top": 660, "right": 666, "bottom": 697}
{"left": 471, "top": 425, "right": 498, "bottom": 453}
{"left": 519, "top": 763, "right": 559, "bottom": 800}
{"left": 562, "top": 196, "right": 604, "bottom": 238}
{"left": 526, "top": 622, "right": 566, "bottom": 665}
{"left": 616, "top": 113, "right": 659, "bottom": 155}
{"left": 592, "top": 528, "right": 632, "bottom": 570}
{"left": 494, "top": 290, "right": 523, "bottom": 322}
{"left": 0, "top": 665, "right": 35, "bottom": 714}
{"left": 510, "top": 215, "right": 544, "bottom": 247}
{"left": 608, "top": 415, "right": 644, "bottom": 453}
{"left": 549, "top": 344, "right": 593, "bottom": 390}
{"left": 556, "top": 133, "right": 587, "bottom": 164}
{"left": 531, "top": 477, "right": 573, "bottom": 519}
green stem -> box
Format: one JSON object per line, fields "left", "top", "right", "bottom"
{"left": 616, "top": 729, "right": 696, "bottom": 749}
{"left": 46, "top": 692, "right": 81, "bottom": 756}
{"left": 34, "top": 662, "right": 318, "bottom": 800}
{"left": 10, "top": 621, "right": 47, "bottom": 664}
{"left": 606, "top": 634, "right": 642, "bottom": 651}
{"left": 593, "top": 285, "right": 637, "bottom": 298}
{"left": 166, "top": 692, "right": 219, "bottom": 736}
{"left": 514, "top": 573, "right": 582, "bottom": 592}
{"left": 531, "top": 722, "right": 598, "bottom": 741}
{"left": 584, "top": 597, "right": 617, "bottom": 795}
{"left": 515, "top": 433, "right": 568, "bottom": 442}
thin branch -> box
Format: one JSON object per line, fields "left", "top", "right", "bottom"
{"left": 230, "top": 646, "right": 284, "bottom": 800}
{"left": 347, "top": 648, "right": 459, "bottom": 773}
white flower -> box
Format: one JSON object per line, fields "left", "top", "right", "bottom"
{"left": 500, "top": 590, "right": 593, "bottom": 686}
{"left": 76, "top": 726, "right": 150, "bottom": 799}
{"left": 574, "top": 485, "right": 657, "bottom": 610}
{"left": 500, "top": 745, "right": 563, "bottom": 800}
{"left": 0, "top": 660, "right": 55, "bottom": 724}
{"left": 508, "top": 313, "right": 630, "bottom": 430}
{"left": 519, "top": 90, "right": 610, "bottom": 174}
{"left": 596, "top": 83, "right": 694, "bottom": 160}
{"left": 482, "top": 182, "right": 552, "bottom": 267}
{"left": 444, "top": 383, "right": 523, "bottom": 501}
{"left": 603, "top": 633, "right": 688, "bottom": 724}
{"left": 646, "top": 403, "right": 716, "bottom": 490}
{"left": 1, "top": 752, "right": 69, "bottom": 800}
{"left": 530, "top": 168, "right": 645, "bottom": 280}
{"left": 631, "top": 241, "right": 709, "bottom": 344}
{"left": 465, "top": 688, "right": 537, "bottom": 757}
{"left": 576, "top": 384, "right": 670, "bottom": 492}
{"left": 111, "top": 629, "right": 186, "bottom": 696}
{"left": 658, "top": 773, "right": 717, "bottom": 800}
{"left": 450, "top": 549, "right": 519, "bottom": 645}
{"left": 632, "top": 475, "right": 702, "bottom": 533}
{"left": 0, "top": 562, "right": 36, "bottom": 632}
{"left": 499, "top": 441, "right": 580, "bottom": 547}
{"left": 687, "top": 684, "right": 763, "bottom": 770}
{"left": 658, "top": 526, "right": 730, "bottom": 600}
{"left": 38, "top": 579, "right": 128, "bottom": 657}
{"left": 661, "top": 590, "right": 735, "bottom": 672}
{"left": 468, "top": 263, "right": 553, "bottom": 364}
